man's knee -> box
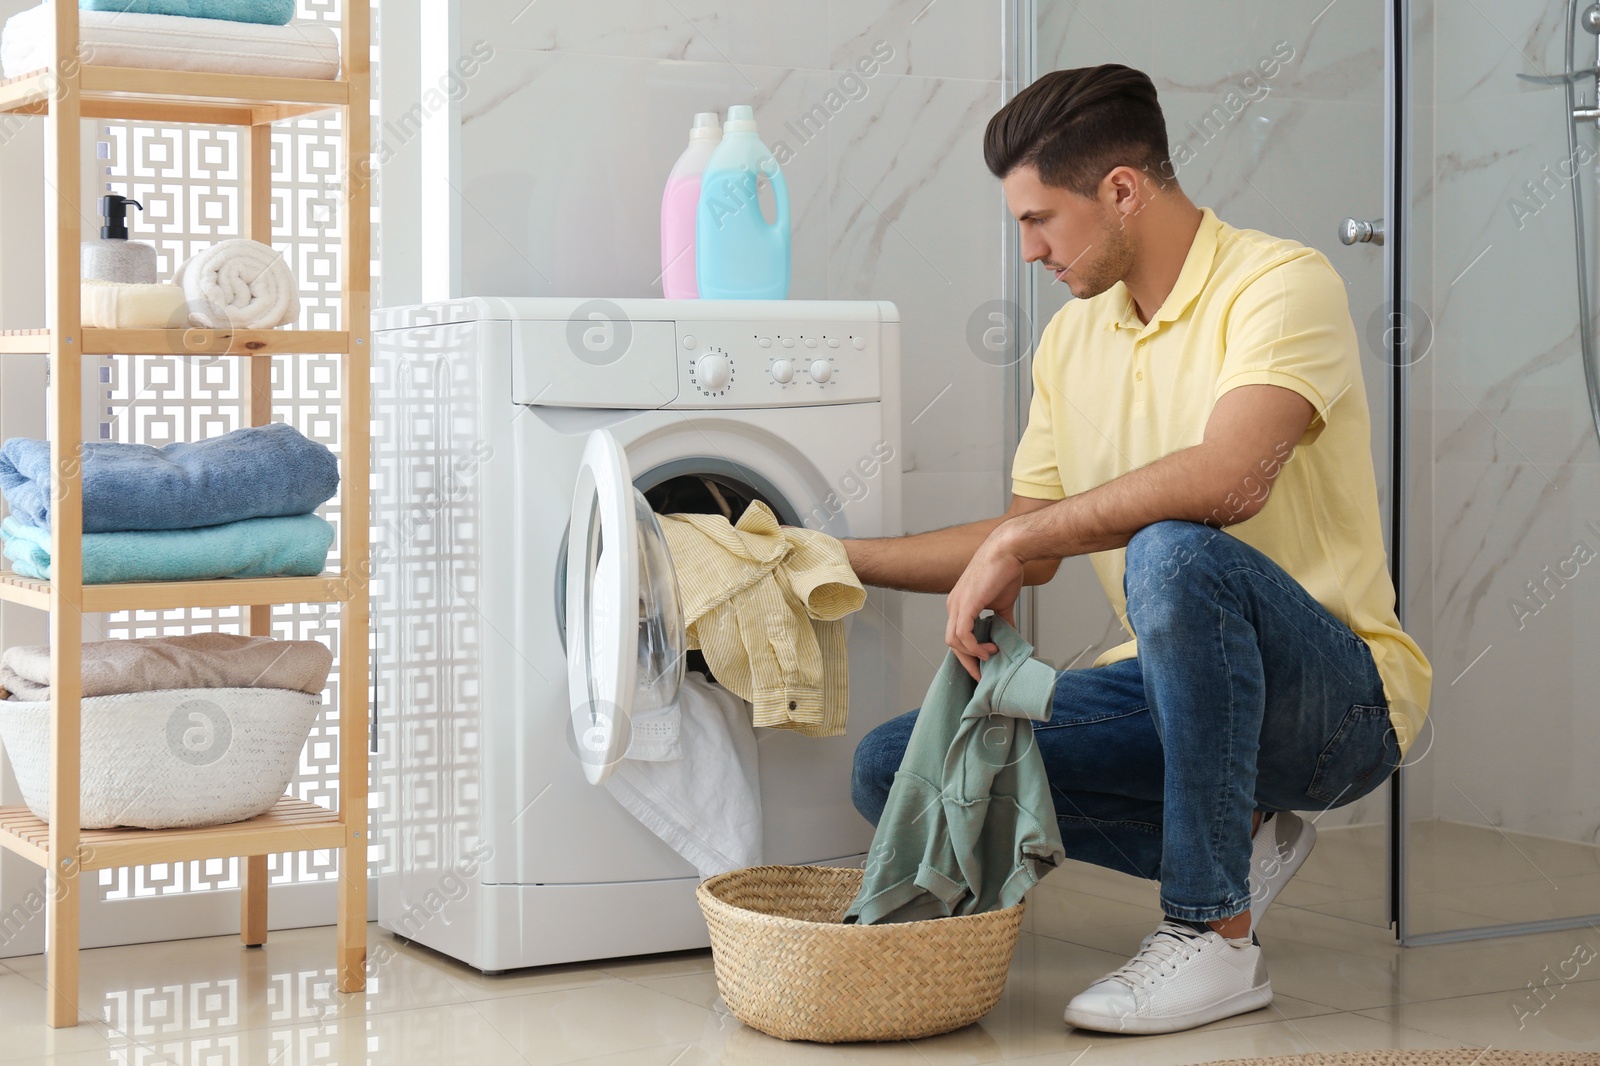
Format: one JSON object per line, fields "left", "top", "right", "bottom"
{"left": 1124, "top": 520, "right": 1231, "bottom": 608}
{"left": 1126, "top": 520, "right": 1215, "bottom": 572}
{"left": 851, "top": 710, "right": 917, "bottom": 826}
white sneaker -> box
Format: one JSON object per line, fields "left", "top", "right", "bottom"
{"left": 1062, "top": 921, "right": 1272, "bottom": 1034}
{"left": 1249, "top": 810, "right": 1315, "bottom": 935}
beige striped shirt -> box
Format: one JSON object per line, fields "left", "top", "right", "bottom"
{"left": 658, "top": 501, "right": 864, "bottom": 736}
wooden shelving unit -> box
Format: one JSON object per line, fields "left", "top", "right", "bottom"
{"left": 0, "top": 4, "right": 370, "bottom": 1028}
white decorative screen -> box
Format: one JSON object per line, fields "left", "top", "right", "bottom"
{"left": 89, "top": 0, "right": 381, "bottom": 902}
{"left": 369, "top": 318, "right": 489, "bottom": 919}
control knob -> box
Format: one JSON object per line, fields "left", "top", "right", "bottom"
{"left": 695, "top": 352, "right": 731, "bottom": 390}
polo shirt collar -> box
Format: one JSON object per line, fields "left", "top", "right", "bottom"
{"left": 1105, "top": 207, "right": 1223, "bottom": 337}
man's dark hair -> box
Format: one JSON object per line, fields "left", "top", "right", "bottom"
{"left": 983, "top": 65, "right": 1174, "bottom": 195}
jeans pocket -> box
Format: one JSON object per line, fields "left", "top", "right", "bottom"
{"left": 1306, "top": 704, "right": 1399, "bottom": 806}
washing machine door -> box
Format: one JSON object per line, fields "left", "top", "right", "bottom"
{"left": 566, "top": 428, "right": 686, "bottom": 784}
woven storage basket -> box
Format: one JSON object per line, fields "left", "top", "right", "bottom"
{"left": 697, "top": 864, "right": 1026, "bottom": 1043}
{"left": 0, "top": 687, "right": 322, "bottom": 829}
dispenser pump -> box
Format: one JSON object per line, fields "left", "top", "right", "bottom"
{"left": 100, "top": 194, "right": 143, "bottom": 241}
{"left": 82, "top": 192, "right": 158, "bottom": 283}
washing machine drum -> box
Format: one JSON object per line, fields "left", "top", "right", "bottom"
{"left": 566, "top": 430, "right": 688, "bottom": 784}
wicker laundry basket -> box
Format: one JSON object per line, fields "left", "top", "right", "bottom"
{"left": 0, "top": 687, "right": 322, "bottom": 829}
{"left": 696, "top": 864, "right": 1026, "bottom": 1043}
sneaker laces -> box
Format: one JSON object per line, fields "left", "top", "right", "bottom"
{"left": 1101, "top": 921, "right": 1209, "bottom": 990}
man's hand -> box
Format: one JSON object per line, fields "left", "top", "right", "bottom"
{"left": 945, "top": 528, "right": 1027, "bottom": 680}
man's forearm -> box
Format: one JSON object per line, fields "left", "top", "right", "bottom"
{"left": 846, "top": 516, "right": 1061, "bottom": 593}
{"left": 997, "top": 442, "right": 1263, "bottom": 563}
{"left": 845, "top": 517, "right": 1005, "bottom": 594}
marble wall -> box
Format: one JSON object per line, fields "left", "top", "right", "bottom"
{"left": 1419, "top": 0, "right": 1600, "bottom": 849}
{"left": 419, "top": 0, "right": 1011, "bottom": 710}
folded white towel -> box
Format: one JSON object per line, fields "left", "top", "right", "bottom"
{"left": 81, "top": 280, "right": 188, "bottom": 329}
{"left": 1, "top": 4, "right": 340, "bottom": 81}
{"left": 175, "top": 238, "right": 299, "bottom": 329}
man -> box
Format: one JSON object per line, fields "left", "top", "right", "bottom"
{"left": 845, "top": 65, "right": 1431, "bottom": 1035}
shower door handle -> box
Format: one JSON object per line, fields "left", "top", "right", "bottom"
{"left": 1338, "top": 217, "right": 1385, "bottom": 246}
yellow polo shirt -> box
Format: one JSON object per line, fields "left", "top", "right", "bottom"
{"left": 1011, "top": 208, "right": 1430, "bottom": 757}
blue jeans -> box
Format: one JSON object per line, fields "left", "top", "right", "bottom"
{"left": 852, "top": 520, "right": 1400, "bottom": 923}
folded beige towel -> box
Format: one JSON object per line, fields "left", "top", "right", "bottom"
{"left": 0, "top": 633, "right": 332, "bottom": 702}
{"left": 81, "top": 279, "right": 189, "bottom": 329}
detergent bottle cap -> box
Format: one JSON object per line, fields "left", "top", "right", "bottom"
{"left": 724, "top": 104, "right": 757, "bottom": 133}
{"left": 689, "top": 111, "right": 721, "bottom": 139}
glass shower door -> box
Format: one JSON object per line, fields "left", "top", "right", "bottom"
{"left": 1024, "top": 0, "right": 1398, "bottom": 932}
{"left": 1400, "top": 0, "right": 1600, "bottom": 944}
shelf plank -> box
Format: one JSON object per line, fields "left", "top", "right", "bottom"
{"left": 0, "top": 329, "right": 49, "bottom": 355}
{"left": 1, "top": 329, "right": 349, "bottom": 356}
{"left": 0, "top": 574, "right": 50, "bottom": 610}
{"left": 0, "top": 67, "right": 349, "bottom": 124}
{"left": 86, "top": 328, "right": 349, "bottom": 355}
{"left": 82, "top": 66, "right": 349, "bottom": 109}
{"left": 0, "top": 797, "right": 347, "bottom": 871}
{"left": 0, "top": 71, "right": 48, "bottom": 114}
{"left": 0, "top": 572, "right": 354, "bottom": 612}
{"left": 250, "top": 102, "right": 338, "bottom": 125}
{"left": 81, "top": 98, "right": 254, "bottom": 126}
{"left": 0, "top": 807, "right": 49, "bottom": 866}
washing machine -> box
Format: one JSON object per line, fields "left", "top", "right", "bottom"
{"left": 371, "top": 297, "right": 903, "bottom": 972}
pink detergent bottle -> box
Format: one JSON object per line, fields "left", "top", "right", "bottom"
{"left": 660, "top": 112, "right": 722, "bottom": 298}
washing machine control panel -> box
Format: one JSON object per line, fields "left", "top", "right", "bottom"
{"left": 503, "top": 301, "right": 892, "bottom": 408}
{"left": 675, "top": 324, "right": 880, "bottom": 408}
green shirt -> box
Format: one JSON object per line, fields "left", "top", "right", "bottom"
{"left": 845, "top": 616, "right": 1065, "bottom": 925}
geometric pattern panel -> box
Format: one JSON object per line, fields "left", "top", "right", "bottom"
{"left": 369, "top": 319, "right": 486, "bottom": 890}
{"left": 89, "top": 0, "right": 379, "bottom": 900}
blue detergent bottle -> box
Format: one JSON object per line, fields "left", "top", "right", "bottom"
{"left": 696, "top": 105, "right": 791, "bottom": 299}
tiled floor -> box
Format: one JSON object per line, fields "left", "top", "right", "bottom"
{"left": 5, "top": 821, "right": 1600, "bottom": 1064}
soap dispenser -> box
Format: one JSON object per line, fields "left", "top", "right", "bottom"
{"left": 82, "top": 194, "right": 157, "bottom": 283}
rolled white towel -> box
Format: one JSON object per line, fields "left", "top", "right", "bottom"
{"left": 174, "top": 238, "right": 299, "bottom": 329}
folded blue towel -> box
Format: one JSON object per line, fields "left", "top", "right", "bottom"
{"left": 0, "top": 423, "right": 338, "bottom": 534}
{"left": 1, "top": 514, "right": 334, "bottom": 584}
{"left": 79, "top": 0, "right": 295, "bottom": 26}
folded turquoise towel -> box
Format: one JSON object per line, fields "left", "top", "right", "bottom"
{"left": 79, "top": 0, "right": 295, "bottom": 26}
{"left": 1, "top": 514, "right": 333, "bottom": 584}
